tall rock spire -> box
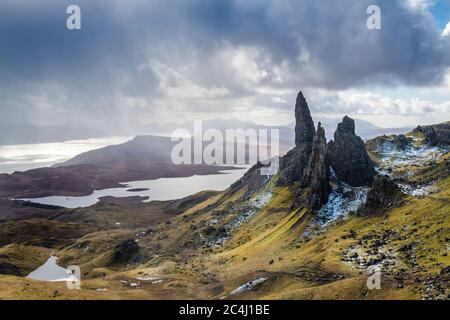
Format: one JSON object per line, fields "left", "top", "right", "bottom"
{"left": 295, "top": 91, "right": 316, "bottom": 146}
{"left": 299, "top": 122, "right": 331, "bottom": 210}
{"left": 278, "top": 91, "right": 315, "bottom": 185}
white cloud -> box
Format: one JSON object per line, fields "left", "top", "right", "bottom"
{"left": 272, "top": 97, "right": 288, "bottom": 104}
{"left": 148, "top": 59, "right": 229, "bottom": 99}
{"left": 304, "top": 88, "right": 450, "bottom": 127}
{"left": 310, "top": 89, "right": 450, "bottom": 116}
{"left": 229, "top": 47, "right": 270, "bottom": 83}
{"left": 443, "top": 21, "right": 450, "bottom": 37}
{"left": 406, "top": 0, "right": 436, "bottom": 11}
{"left": 2, "top": 0, "right": 450, "bottom": 133}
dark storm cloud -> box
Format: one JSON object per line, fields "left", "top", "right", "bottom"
{"left": 0, "top": 0, "right": 449, "bottom": 130}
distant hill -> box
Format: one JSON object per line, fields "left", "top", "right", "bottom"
{"left": 57, "top": 135, "right": 175, "bottom": 167}
{"left": 57, "top": 132, "right": 291, "bottom": 169}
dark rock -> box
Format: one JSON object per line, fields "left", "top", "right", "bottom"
{"left": 278, "top": 91, "right": 315, "bottom": 185}
{"left": 440, "top": 266, "right": 450, "bottom": 275}
{"left": 278, "top": 144, "right": 312, "bottom": 185}
{"left": 413, "top": 122, "right": 450, "bottom": 146}
{"left": 295, "top": 91, "right": 315, "bottom": 146}
{"left": 0, "top": 262, "right": 22, "bottom": 276}
{"left": 298, "top": 123, "right": 331, "bottom": 210}
{"left": 392, "top": 134, "right": 412, "bottom": 149}
{"left": 108, "top": 239, "right": 141, "bottom": 266}
{"left": 327, "top": 116, "right": 376, "bottom": 187}
{"left": 203, "top": 226, "right": 227, "bottom": 239}
{"left": 227, "top": 162, "right": 271, "bottom": 200}
{"left": 359, "top": 175, "right": 404, "bottom": 215}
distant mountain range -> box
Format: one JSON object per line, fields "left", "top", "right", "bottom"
{"left": 0, "top": 117, "right": 412, "bottom": 146}
{"left": 137, "top": 117, "right": 413, "bottom": 143}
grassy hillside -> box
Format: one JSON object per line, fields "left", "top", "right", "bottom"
{"left": 0, "top": 139, "right": 448, "bottom": 300}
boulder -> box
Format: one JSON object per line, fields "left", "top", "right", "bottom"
{"left": 358, "top": 175, "right": 404, "bottom": 216}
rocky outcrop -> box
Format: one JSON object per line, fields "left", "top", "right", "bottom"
{"left": 392, "top": 134, "right": 412, "bottom": 150}
{"left": 108, "top": 239, "right": 141, "bottom": 267}
{"left": 358, "top": 175, "right": 404, "bottom": 216}
{"left": 327, "top": 116, "right": 376, "bottom": 187}
{"left": 299, "top": 123, "right": 331, "bottom": 210}
{"left": 0, "top": 262, "right": 21, "bottom": 276}
{"left": 278, "top": 91, "right": 314, "bottom": 185}
{"left": 227, "top": 162, "right": 271, "bottom": 200}
{"left": 413, "top": 122, "right": 450, "bottom": 146}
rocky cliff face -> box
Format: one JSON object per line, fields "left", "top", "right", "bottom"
{"left": 278, "top": 91, "right": 315, "bottom": 185}
{"left": 327, "top": 116, "right": 376, "bottom": 187}
{"left": 278, "top": 145, "right": 312, "bottom": 185}
{"left": 299, "top": 123, "right": 331, "bottom": 210}
{"left": 413, "top": 122, "right": 450, "bottom": 146}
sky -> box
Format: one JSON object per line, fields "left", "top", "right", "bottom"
{"left": 1, "top": 0, "right": 450, "bottom": 138}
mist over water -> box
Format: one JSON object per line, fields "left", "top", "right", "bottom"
{"left": 0, "top": 136, "right": 132, "bottom": 174}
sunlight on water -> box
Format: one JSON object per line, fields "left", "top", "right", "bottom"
{"left": 19, "top": 167, "right": 249, "bottom": 208}
{"left": 26, "top": 256, "right": 75, "bottom": 282}
{"left": 0, "top": 136, "right": 132, "bottom": 173}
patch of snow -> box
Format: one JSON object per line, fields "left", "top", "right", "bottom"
{"left": 226, "top": 187, "right": 273, "bottom": 230}
{"left": 208, "top": 218, "right": 219, "bottom": 226}
{"left": 342, "top": 244, "right": 400, "bottom": 270}
{"left": 375, "top": 143, "right": 446, "bottom": 168}
{"left": 96, "top": 288, "right": 108, "bottom": 291}
{"left": 136, "top": 277, "right": 161, "bottom": 281}
{"left": 397, "top": 183, "right": 435, "bottom": 196}
{"left": 375, "top": 142, "right": 448, "bottom": 197}
{"left": 152, "top": 279, "right": 163, "bottom": 284}
{"left": 316, "top": 182, "right": 369, "bottom": 226}
{"left": 229, "top": 277, "right": 268, "bottom": 295}
{"left": 206, "top": 183, "right": 274, "bottom": 247}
